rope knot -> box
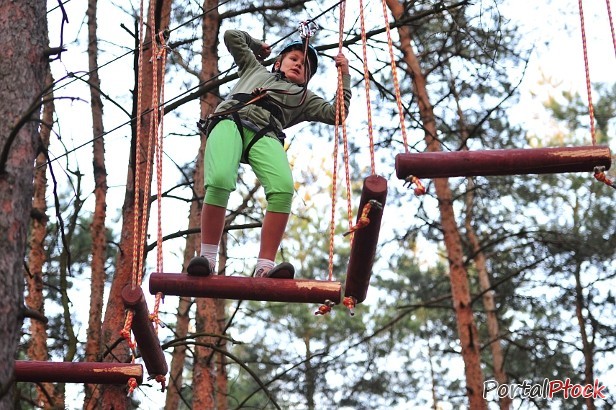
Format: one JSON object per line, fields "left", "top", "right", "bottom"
{"left": 126, "top": 377, "right": 138, "bottom": 396}
{"left": 343, "top": 200, "right": 381, "bottom": 236}
{"left": 404, "top": 175, "right": 426, "bottom": 195}
{"left": 155, "top": 374, "right": 167, "bottom": 392}
{"left": 314, "top": 299, "right": 335, "bottom": 316}
{"left": 343, "top": 296, "right": 356, "bottom": 316}
{"left": 594, "top": 166, "right": 616, "bottom": 189}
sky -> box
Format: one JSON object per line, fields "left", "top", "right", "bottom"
{"left": 41, "top": 0, "right": 615, "bottom": 408}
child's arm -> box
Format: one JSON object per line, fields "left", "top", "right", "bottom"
{"left": 223, "top": 30, "right": 269, "bottom": 76}
{"left": 291, "top": 52, "right": 351, "bottom": 126}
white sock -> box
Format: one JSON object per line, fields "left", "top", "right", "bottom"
{"left": 200, "top": 243, "right": 218, "bottom": 270}
{"left": 255, "top": 258, "right": 275, "bottom": 277}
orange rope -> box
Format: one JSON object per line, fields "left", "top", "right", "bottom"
{"left": 594, "top": 166, "right": 616, "bottom": 188}
{"left": 606, "top": 0, "right": 616, "bottom": 58}
{"left": 124, "top": 1, "right": 168, "bottom": 389}
{"left": 359, "top": 0, "right": 376, "bottom": 175}
{"left": 121, "top": 310, "right": 136, "bottom": 350}
{"left": 405, "top": 175, "right": 426, "bottom": 196}
{"left": 577, "top": 0, "right": 597, "bottom": 144}
{"left": 343, "top": 200, "right": 382, "bottom": 236}
{"left": 152, "top": 30, "right": 169, "bottom": 329}
{"left": 329, "top": 2, "right": 348, "bottom": 282}
{"left": 380, "top": 0, "right": 410, "bottom": 153}
{"left": 130, "top": 0, "right": 147, "bottom": 290}
{"left": 126, "top": 377, "right": 139, "bottom": 396}
{"left": 339, "top": 1, "right": 354, "bottom": 247}
{"left": 134, "top": 1, "right": 161, "bottom": 290}
{"left": 123, "top": 0, "right": 147, "bottom": 351}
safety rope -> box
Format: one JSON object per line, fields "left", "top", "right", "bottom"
{"left": 577, "top": 0, "right": 597, "bottom": 145}
{"left": 606, "top": 0, "right": 616, "bottom": 58}
{"left": 381, "top": 0, "right": 425, "bottom": 195}
{"left": 126, "top": 377, "right": 139, "bottom": 396}
{"left": 152, "top": 30, "right": 168, "bottom": 326}
{"left": 122, "top": 0, "right": 167, "bottom": 391}
{"left": 329, "top": 1, "right": 350, "bottom": 282}
{"left": 578, "top": 0, "right": 616, "bottom": 189}
{"left": 343, "top": 200, "right": 381, "bottom": 236}
{"left": 380, "top": 0, "right": 410, "bottom": 153}
{"left": 359, "top": 0, "right": 376, "bottom": 175}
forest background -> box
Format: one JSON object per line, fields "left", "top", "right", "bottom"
{"left": 2, "top": 0, "right": 615, "bottom": 409}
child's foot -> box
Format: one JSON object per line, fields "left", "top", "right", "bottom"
{"left": 255, "top": 262, "right": 295, "bottom": 279}
{"left": 187, "top": 256, "right": 212, "bottom": 276}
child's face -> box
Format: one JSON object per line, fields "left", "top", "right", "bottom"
{"left": 277, "top": 50, "right": 308, "bottom": 84}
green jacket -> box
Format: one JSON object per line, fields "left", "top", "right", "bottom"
{"left": 216, "top": 30, "right": 352, "bottom": 136}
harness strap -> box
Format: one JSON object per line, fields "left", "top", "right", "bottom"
{"left": 228, "top": 93, "right": 284, "bottom": 123}
{"left": 197, "top": 113, "right": 285, "bottom": 164}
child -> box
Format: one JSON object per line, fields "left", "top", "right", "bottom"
{"left": 188, "top": 29, "right": 351, "bottom": 279}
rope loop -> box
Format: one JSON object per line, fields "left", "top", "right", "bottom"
{"left": 404, "top": 175, "right": 426, "bottom": 196}
{"left": 315, "top": 299, "right": 336, "bottom": 316}
{"left": 343, "top": 200, "right": 382, "bottom": 236}
{"left": 343, "top": 296, "right": 356, "bottom": 316}
{"left": 126, "top": 377, "right": 139, "bottom": 396}
{"left": 155, "top": 374, "right": 167, "bottom": 392}
{"left": 594, "top": 166, "right": 616, "bottom": 188}
{"left": 122, "top": 310, "right": 137, "bottom": 350}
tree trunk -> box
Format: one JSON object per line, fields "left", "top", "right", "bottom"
{"left": 215, "top": 235, "right": 229, "bottom": 410}
{"left": 452, "top": 79, "right": 510, "bottom": 410}
{"left": 192, "top": 1, "right": 225, "bottom": 408}
{"left": 573, "top": 261, "right": 596, "bottom": 410}
{"left": 384, "top": 1, "right": 486, "bottom": 408}
{"left": 164, "top": 296, "right": 192, "bottom": 409}
{"left": 464, "top": 177, "right": 510, "bottom": 410}
{"left": 100, "top": 1, "right": 172, "bottom": 407}
{"left": 26, "top": 70, "right": 55, "bottom": 409}
{"left": 84, "top": 0, "right": 109, "bottom": 407}
{"left": 0, "top": 3, "right": 48, "bottom": 409}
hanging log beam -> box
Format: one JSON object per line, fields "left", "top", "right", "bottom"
{"left": 395, "top": 146, "right": 612, "bottom": 179}
{"left": 344, "top": 175, "right": 388, "bottom": 309}
{"left": 149, "top": 274, "right": 342, "bottom": 304}
{"left": 121, "top": 286, "right": 168, "bottom": 377}
{"left": 14, "top": 361, "right": 143, "bottom": 384}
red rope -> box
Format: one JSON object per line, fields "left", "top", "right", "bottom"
{"left": 380, "top": 0, "right": 410, "bottom": 153}
{"left": 605, "top": 0, "right": 616, "bottom": 58}
{"left": 127, "top": 377, "right": 139, "bottom": 396}
{"left": 577, "top": 0, "right": 597, "bottom": 144}
{"left": 359, "top": 0, "right": 376, "bottom": 175}
{"left": 329, "top": 2, "right": 349, "bottom": 282}
{"left": 343, "top": 201, "right": 373, "bottom": 237}
{"left": 594, "top": 166, "right": 616, "bottom": 188}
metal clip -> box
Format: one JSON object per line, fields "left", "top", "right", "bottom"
{"left": 298, "top": 20, "right": 318, "bottom": 39}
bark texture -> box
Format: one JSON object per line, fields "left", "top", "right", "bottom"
{"left": 0, "top": 3, "right": 49, "bottom": 409}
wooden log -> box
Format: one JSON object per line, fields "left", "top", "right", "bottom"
{"left": 344, "top": 175, "right": 388, "bottom": 305}
{"left": 14, "top": 361, "right": 143, "bottom": 384}
{"left": 121, "top": 286, "right": 168, "bottom": 377}
{"left": 395, "top": 145, "right": 612, "bottom": 179}
{"left": 149, "top": 274, "right": 342, "bottom": 304}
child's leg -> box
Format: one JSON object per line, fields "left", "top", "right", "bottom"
{"left": 188, "top": 120, "right": 242, "bottom": 276}
{"left": 247, "top": 135, "right": 294, "bottom": 277}
{"left": 258, "top": 211, "right": 290, "bottom": 261}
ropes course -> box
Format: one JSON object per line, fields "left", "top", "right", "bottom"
{"left": 21, "top": 0, "right": 615, "bottom": 395}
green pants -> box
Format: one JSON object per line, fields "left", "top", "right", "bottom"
{"left": 204, "top": 119, "right": 294, "bottom": 213}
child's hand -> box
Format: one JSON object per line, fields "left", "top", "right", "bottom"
{"left": 256, "top": 43, "right": 272, "bottom": 60}
{"left": 335, "top": 52, "right": 349, "bottom": 75}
